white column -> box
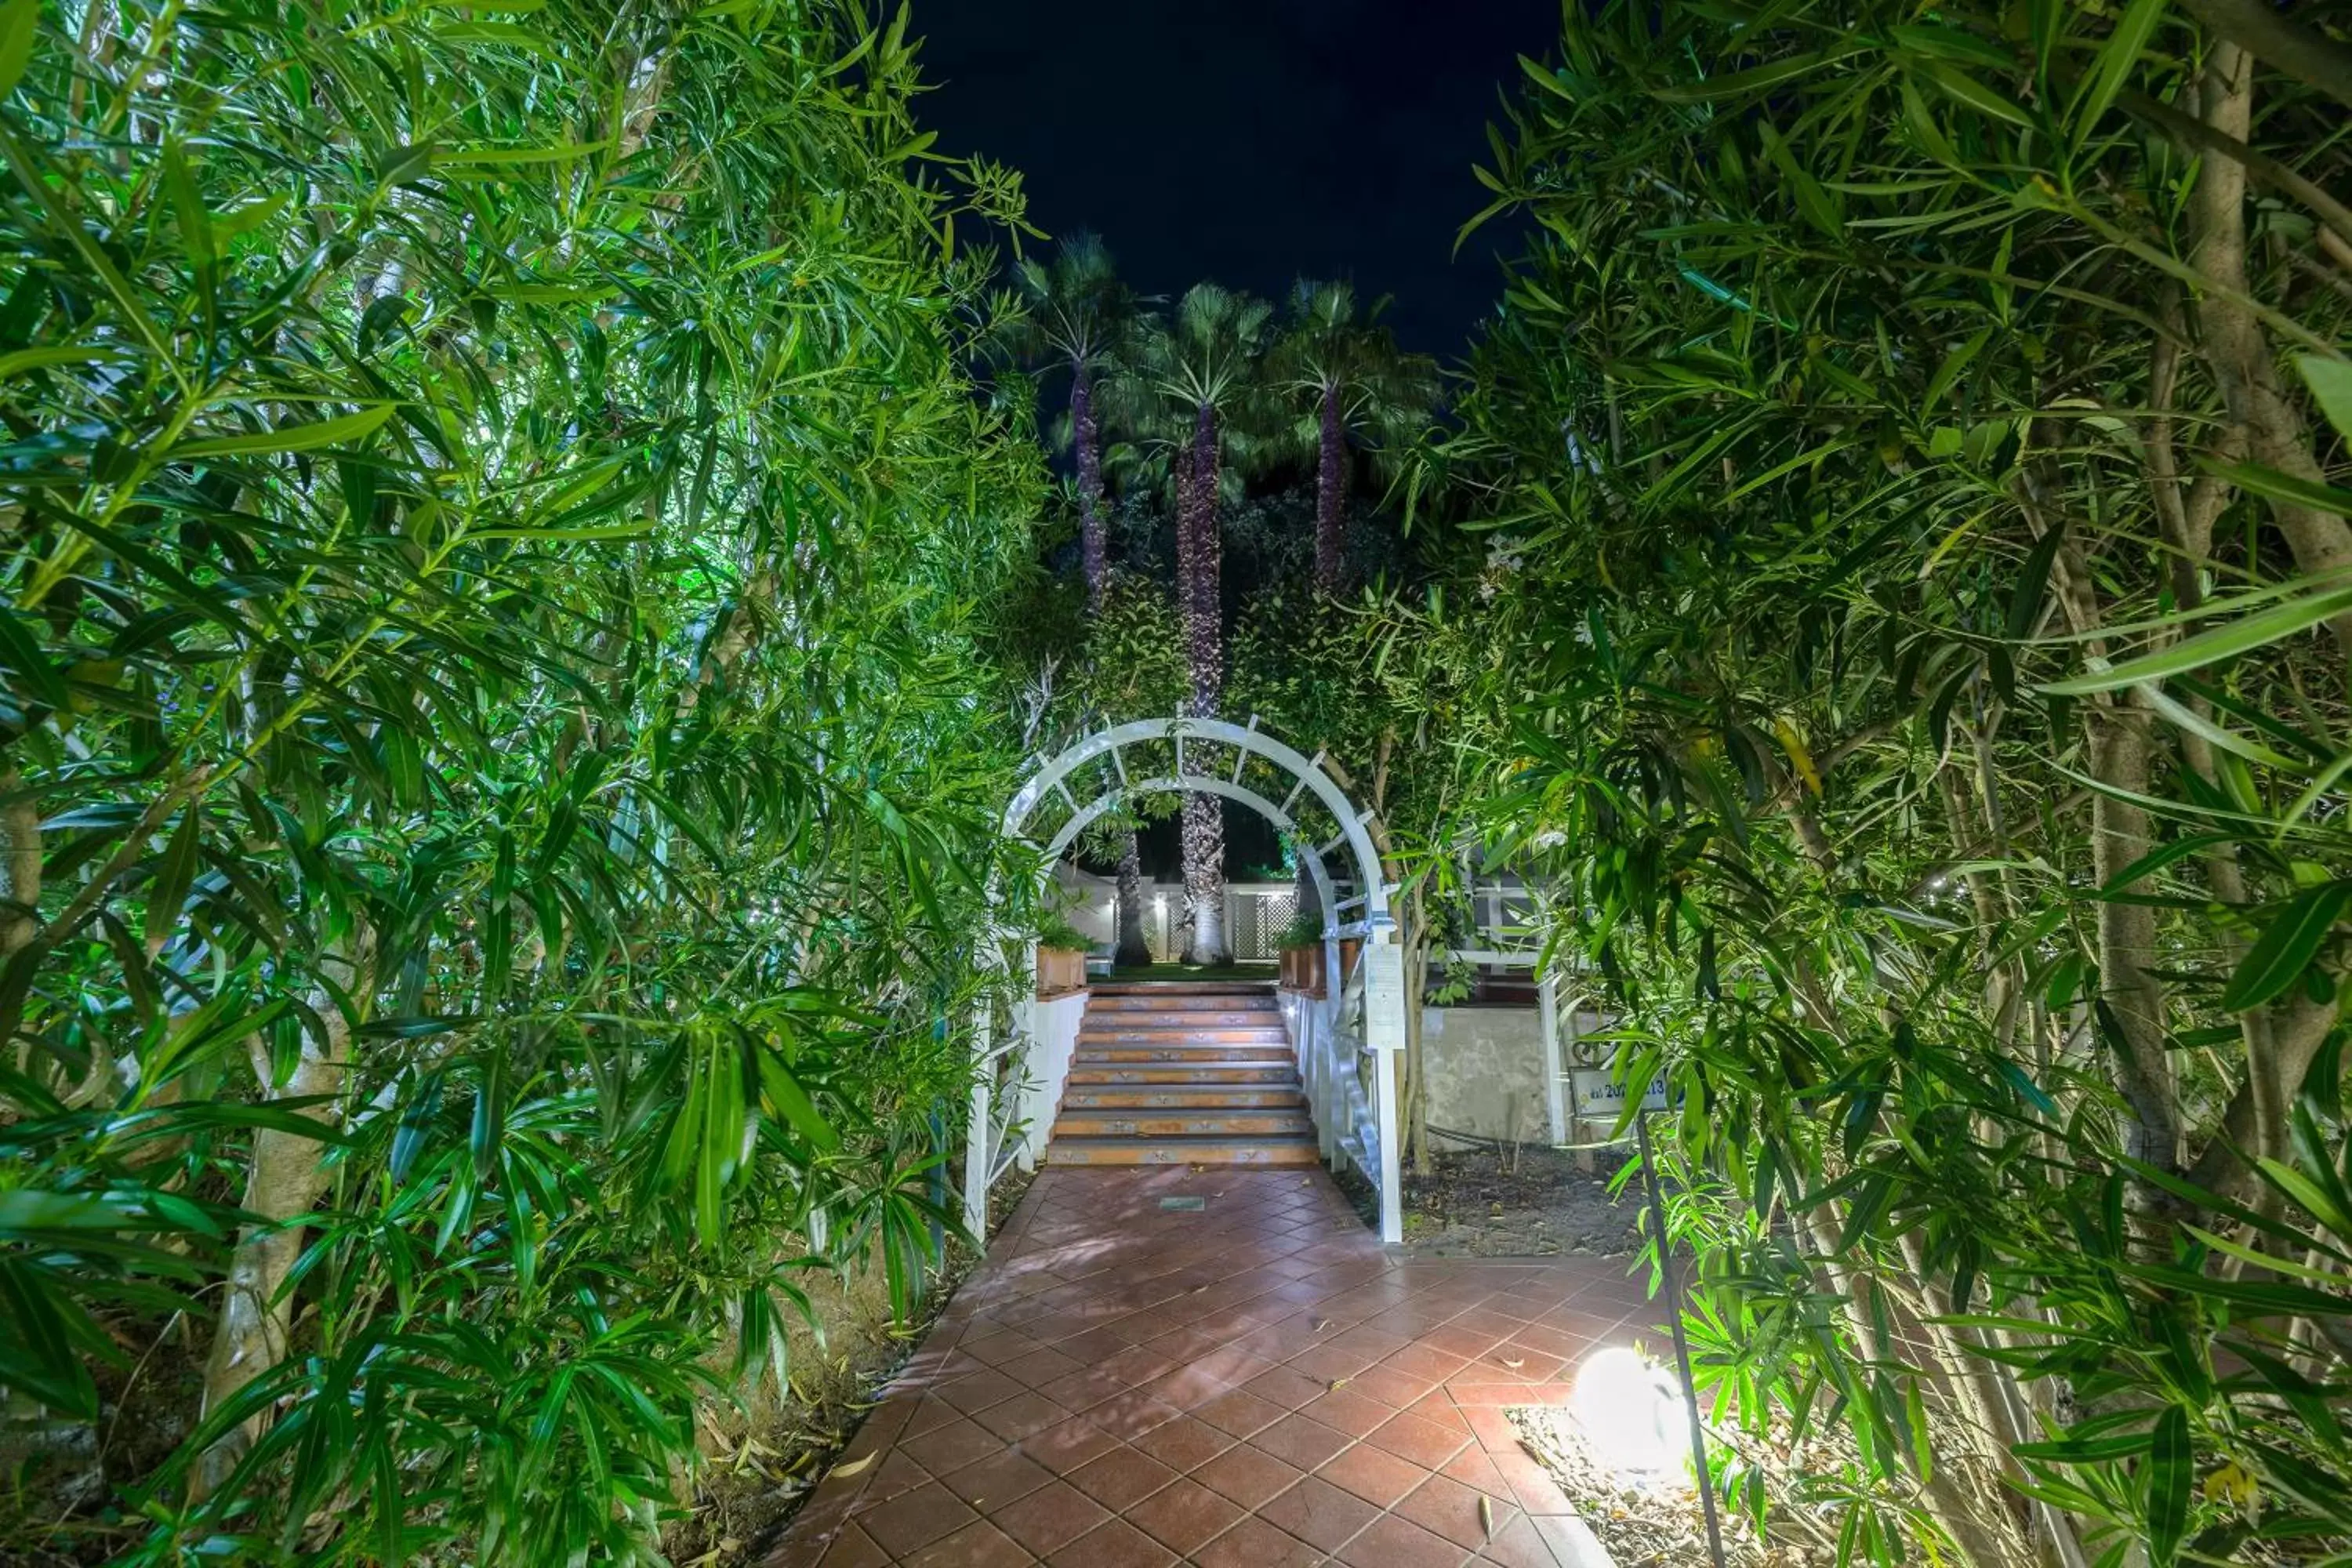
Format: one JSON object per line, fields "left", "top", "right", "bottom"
{"left": 963, "top": 996, "right": 993, "bottom": 1239}
{"left": 1538, "top": 965, "right": 1566, "bottom": 1146}
{"left": 1374, "top": 1039, "right": 1403, "bottom": 1245}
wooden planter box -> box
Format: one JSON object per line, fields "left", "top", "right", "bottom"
{"left": 1036, "top": 946, "right": 1087, "bottom": 998}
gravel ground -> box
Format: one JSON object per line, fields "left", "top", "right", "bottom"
{"left": 1510, "top": 1407, "right": 1798, "bottom": 1568}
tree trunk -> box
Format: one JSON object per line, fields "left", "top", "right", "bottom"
{"left": 2190, "top": 40, "right": 2352, "bottom": 670}
{"left": 1115, "top": 832, "right": 1152, "bottom": 967}
{"left": 1315, "top": 380, "right": 1345, "bottom": 597}
{"left": 197, "top": 931, "right": 371, "bottom": 1498}
{"left": 1073, "top": 363, "right": 1107, "bottom": 614}
{"left": 0, "top": 765, "right": 37, "bottom": 963}
{"left": 1179, "top": 403, "right": 1229, "bottom": 964}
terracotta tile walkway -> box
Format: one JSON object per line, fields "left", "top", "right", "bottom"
{"left": 765, "top": 1166, "right": 1649, "bottom": 1566}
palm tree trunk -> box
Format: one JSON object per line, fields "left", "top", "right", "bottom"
{"left": 1116, "top": 833, "right": 1152, "bottom": 967}
{"left": 1316, "top": 379, "right": 1345, "bottom": 596}
{"left": 1180, "top": 404, "right": 1229, "bottom": 964}
{"left": 1073, "top": 362, "right": 1107, "bottom": 613}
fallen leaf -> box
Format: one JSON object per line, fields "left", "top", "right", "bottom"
{"left": 1312, "top": 1318, "right": 1330, "bottom": 1332}
{"left": 1501, "top": 1356, "right": 1526, "bottom": 1370}
{"left": 830, "top": 1454, "right": 874, "bottom": 1479}
{"left": 1479, "top": 1494, "right": 1495, "bottom": 1539}
{"left": 1328, "top": 1377, "right": 1350, "bottom": 1390}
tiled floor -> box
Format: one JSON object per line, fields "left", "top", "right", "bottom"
{"left": 764, "top": 1166, "right": 1647, "bottom": 1566}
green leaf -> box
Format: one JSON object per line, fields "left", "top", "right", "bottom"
{"left": 2006, "top": 519, "right": 2066, "bottom": 641}
{"left": 177, "top": 403, "right": 396, "bottom": 459}
{"left": 2298, "top": 355, "right": 2352, "bottom": 443}
{"left": 0, "top": 0, "right": 38, "bottom": 101}
{"left": 2147, "top": 1407, "right": 2190, "bottom": 1565}
{"left": 2038, "top": 585, "right": 2352, "bottom": 694}
{"left": 2221, "top": 882, "right": 2350, "bottom": 1011}
{"left": 2072, "top": 0, "right": 2169, "bottom": 135}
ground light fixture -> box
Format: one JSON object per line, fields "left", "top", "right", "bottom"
{"left": 1570, "top": 1344, "right": 1691, "bottom": 1476}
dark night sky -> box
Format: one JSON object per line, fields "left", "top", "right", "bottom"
{"left": 909, "top": 0, "right": 1560, "bottom": 361}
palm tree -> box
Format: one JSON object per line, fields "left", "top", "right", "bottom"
{"left": 1004, "top": 238, "right": 1159, "bottom": 965}
{"left": 1127, "top": 284, "right": 1272, "bottom": 964}
{"left": 1004, "top": 233, "right": 1138, "bottom": 612}
{"left": 1269, "top": 281, "right": 1439, "bottom": 596}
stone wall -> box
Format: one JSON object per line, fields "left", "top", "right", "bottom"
{"left": 1418, "top": 1006, "right": 1552, "bottom": 1145}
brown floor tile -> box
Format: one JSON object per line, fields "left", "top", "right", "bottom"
{"left": 1192, "top": 1441, "right": 1306, "bottom": 1509}
{"left": 1067, "top": 1445, "right": 1181, "bottom": 1511}
{"left": 998, "top": 1345, "right": 1087, "bottom": 1388}
{"left": 855, "top": 1480, "right": 978, "bottom": 1559}
{"left": 1300, "top": 1386, "right": 1394, "bottom": 1437}
{"left": 902, "top": 1520, "right": 1032, "bottom": 1568}
{"left": 1317, "top": 1438, "right": 1432, "bottom": 1508}
{"left": 1045, "top": 1518, "right": 1179, "bottom": 1567}
{"left": 898, "top": 1417, "right": 1004, "bottom": 1477}
{"left": 972, "top": 1389, "right": 1073, "bottom": 1443}
{"left": 1333, "top": 1508, "right": 1473, "bottom": 1567}
{"left": 1192, "top": 1387, "right": 1287, "bottom": 1439}
{"left": 1086, "top": 1388, "right": 1185, "bottom": 1440}
{"left": 1396, "top": 1471, "right": 1516, "bottom": 1548}
{"left": 815, "top": 1524, "right": 889, "bottom": 1567}
{"left": 1349, "top": 1364, "right": 1438, "bottom": 1409}
{"left": 1240, "top": 1365, "right": 1330, "bottom": 1410}
{"left": 938, "top": 1367, "right": 1025, "bottom": 1416}
{"left": 1255, "top": 1474, "right": 1382, "bottom": 1552}
{"left": 1019, "top": 1414, "right": 1119, "bottom": 1477}
{"left": 1250, "top": 1411, "right": 1352, "bottom": 1472}
{"left": 935, "top": 1444, "right": 1054, "bottom": 1512}
{"left": 764, "top": 1171, "right": 1638, "bottom": 1564}
{"left": 1188, "top": 1515, "right": 1327, "bottom": 1568}
{"left": 1123, "top": 1475, "right": 1246, "bottom": 1555}
{"left": 988, "top": 1479, "right": 1111, "bottom": 1557}
{"left": 1129, "top": 1414, "right": 1233, "bottom": 1474}
{"left": 1366, "top": 1410, "right": 1472, "bottom": 1468}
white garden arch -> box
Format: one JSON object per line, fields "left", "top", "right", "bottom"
{"left": 966, "top": 717, "right": 1410, "bottom": 1243}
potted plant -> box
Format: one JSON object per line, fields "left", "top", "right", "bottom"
{"left": 1034, "top": 913, "right": 1093, "bottom": 998}
{"left": 1274, "top": 910, "right": 1327, "bottom": 996}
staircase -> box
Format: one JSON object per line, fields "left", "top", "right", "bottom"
{"left": 1046, "top": 982, "right": 1319, "bottom": 1167}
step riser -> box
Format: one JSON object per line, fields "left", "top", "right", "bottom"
{"left": 1081, "top": 1031, "right": 1288, "bottom": 1048}
{"left": 1087, "top": 994, "right": 1276, "bottom": 1007}
{"left": 1056, "top": 1115, "right": 1313, "bottom": 1138}
{"left": 1044, "top": 1142, "right": 1321, "bottom": 1167}
{"left": 1078, "top": 1047, "right": 1290, "bottom": 1065}
{"left": 1063, "top": 1088, "right": 1305, "bottom": 1109}
{"left": 1068, "top": 1066, "right": 1298, "bottom": 1086}
{"left": 1077, "top": 1020, "right": 1279, "bottom": 1029}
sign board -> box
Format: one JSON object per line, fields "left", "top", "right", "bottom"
{"left": 1363, "top": 938, "right": 1406, "bottom": 1051}
{"left": 1571, "top": 1065, "right": 1671, "bottom": 1118}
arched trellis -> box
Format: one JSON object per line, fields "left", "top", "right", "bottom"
{"left": 966, "top": 718, "right": 1407, "bottom": 1244}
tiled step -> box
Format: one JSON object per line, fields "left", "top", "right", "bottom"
{"left": 1062, "top": 1084, "right": 1305, "bottom": 1110}
{"left": 1044, "top": 1134, "right": 1321, "bottom": 1167}
{"left": 1087, "top": 985, "right": 1276, "bottom": 1004}
{"left": 1049, "top": 983, "right": 1311, "bottom": 1169}
{"left": 1066, "top": 1062, "right": 1300, "bottom": 1086}
{"left": 1076, "top": 1044, "right": 1292, "bottom": 1065}
{"left": 1080, "top": 1010, "right": 1279, "bottom": 1029}
{"left": 1053, "top": 1107, "right": 1314, "bottom": 1138}
{"left": 1080, "top": 1027, "right": 1288, "bottom": 1047}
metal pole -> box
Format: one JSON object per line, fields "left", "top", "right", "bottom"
{"left": 1636, "top": 1112, "right": 1726, "bottom": 1568}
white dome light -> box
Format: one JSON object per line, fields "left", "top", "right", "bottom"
{"left": 1570, "top": 1345, "right": 1690, "bottom": 1477}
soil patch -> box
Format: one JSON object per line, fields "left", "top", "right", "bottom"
{"left": 1338, "top": 1142, "right": 1644, "bottom": 1258}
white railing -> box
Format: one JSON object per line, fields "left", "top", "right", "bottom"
{"left": 1277, "top": 935, "right": 1403, "bottom": 1244}
{"left": 960, "top": 940, "right": 1090, "bottom": 1237}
